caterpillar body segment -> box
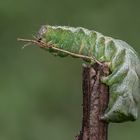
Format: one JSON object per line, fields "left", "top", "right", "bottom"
{"left": 38, "top": 25, "right": 140, "bottom": 123}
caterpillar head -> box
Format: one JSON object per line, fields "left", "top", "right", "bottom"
{"left": 36, "top": 25, "right": 75, "bottom": 56}
{"left": 37, "top": 25, "right": 73, "bottom": 49}
{"left": 37, "top": 25, "right": 48, "bottom": 42}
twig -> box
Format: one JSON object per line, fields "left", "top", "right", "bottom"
{"left": 17, "top": 38, "right": 103, "bottom": 66}
{"left": 77, "top": 63, "right": 109, "bottom": 140}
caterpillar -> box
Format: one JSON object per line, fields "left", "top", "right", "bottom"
{"left": 36, "top": 25, "right": 140, "bottom": 123}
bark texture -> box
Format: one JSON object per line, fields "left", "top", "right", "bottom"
{"left": 76, "top": 63, "right": 109, "bottom": 140}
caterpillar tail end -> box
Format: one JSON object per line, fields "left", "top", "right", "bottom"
{"left": 100, "top": 110, "right": 137, "bottom": 123}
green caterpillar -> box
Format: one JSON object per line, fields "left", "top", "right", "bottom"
{"left": 37, "top": 25, "right": 140, "bottom": 123}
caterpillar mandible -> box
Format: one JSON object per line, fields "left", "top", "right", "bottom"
{"left": 37, "top": 25, "right": 140, "bottom": 123}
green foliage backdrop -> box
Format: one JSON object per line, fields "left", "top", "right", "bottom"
{"left": 0, "top": 0, "right": 140, "bottom": 140}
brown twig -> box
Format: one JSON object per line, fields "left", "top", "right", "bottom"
{"left": 17, "top": 38, "right": 103, "bottom": 66}
{"left": 77, "top": 63, "right": 109, "bottom": 140}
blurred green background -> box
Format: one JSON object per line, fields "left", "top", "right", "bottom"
{"left": 0, "top": 0, "right": 140, "bottom": 140}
